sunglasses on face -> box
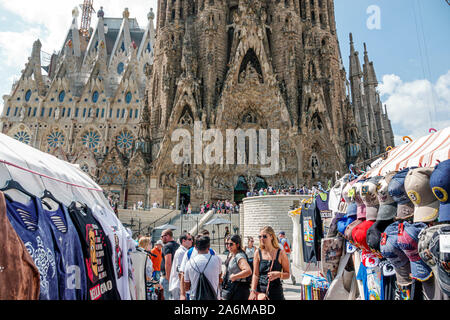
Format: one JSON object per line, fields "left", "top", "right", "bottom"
{"left": 258, "top": 235, "right": 268, "bottom": 239}
{"left": 225, "top": 242, "right": 235, "bottom": 246}
{"left": 186, "top": 238, "right": 193, "bottom": 241}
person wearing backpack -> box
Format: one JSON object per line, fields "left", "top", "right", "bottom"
{"left": 221, "top": 235, "right": 252, "bottom": 300}
{"left": 183, "top": 235, "right": 222, "bottom": 300}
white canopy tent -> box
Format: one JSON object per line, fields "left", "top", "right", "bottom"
{"left": 0, "top": 133, "right": 110, "bottom": 209}
{"left": 364, "top": 126, "right": 450, "bottom": 178}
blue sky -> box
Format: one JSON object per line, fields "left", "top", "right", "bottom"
{"left": 0, "top": 0, "right": 449, "bottom": 145}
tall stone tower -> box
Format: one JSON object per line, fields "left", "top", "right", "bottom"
{"left": 145, "top": 0, "right": 384, "bottom": 208}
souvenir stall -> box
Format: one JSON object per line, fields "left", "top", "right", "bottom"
{"left": 292, "top": 127, "right": 450, "bottom": 300}
{"left": 0, "top": 133, "right": 152, "bottom": 300}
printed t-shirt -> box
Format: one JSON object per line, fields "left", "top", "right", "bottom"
{"left": 184, "top": 253, "right": 222, "bottom": 300}
{"left": 300, "top": 200, "right": 323, "bottom": 262}
{"left": 68, "top": 202, "right": 121, "bottom": 300}
{"left": 42, "top": 203, "right": 87, "bottom": 300}
{"left": 316, "top": 193, "right": 333, "bottom": 235}
{"left": 0, "top": 191, "right": 40, "bottom": 300}
{"left": 356, "top": 262, "right": 384, "bottom": 300}
{"left": 5, "top": 194, "right": 59, "bottom": 300}
{"left": 92, "top": 204, "right": 132, "bottom": 300}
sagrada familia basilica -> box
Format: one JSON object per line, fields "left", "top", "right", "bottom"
{"left": 0, "top": 0, "right": 394, "bottom": 209}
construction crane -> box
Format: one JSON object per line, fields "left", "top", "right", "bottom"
{"left": 79, "top": 0, "right": 95, "bottom": 37}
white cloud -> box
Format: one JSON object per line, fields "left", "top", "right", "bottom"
{"left": 379, "top": 70, "right": 450, "bottom": 145}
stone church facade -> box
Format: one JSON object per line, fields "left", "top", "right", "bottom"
{"left": 1, "top": 1, "right": 394, "bottom": 210}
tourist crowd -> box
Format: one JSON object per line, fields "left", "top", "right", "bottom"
{"left": 200, "top": 200, "right": 240, "bottom": 214}
{"left": 135, "top": 226, "right": 293, "bottom": 301}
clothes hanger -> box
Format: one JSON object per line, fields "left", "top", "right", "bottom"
{"left": 0, "top": 164, "right": 35, "bottom": 202}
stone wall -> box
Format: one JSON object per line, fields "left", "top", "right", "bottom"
{"left": 241, "top": 195, "right": 309, "bottom": 248}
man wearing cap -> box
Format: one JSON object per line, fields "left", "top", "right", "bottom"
{"left": 278, "top": 231, "right": 296, "bottom": 285}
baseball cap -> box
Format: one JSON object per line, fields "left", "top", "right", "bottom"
{"left": 376, "top": 172, "right": 398, "bottom": 221}
{"left": 427, "top": 224, "right": 450, "bottom": 296}
{"left": 328, "top": 212, "right": 345, "bottom": 237}
{"left": 278, "top": 231, "right": 286, "bottom": 236}
{"left": 346, "top": 202, "right": 358, "bottom": 217}
{"left": 396, "top": 221, "right": 432, "bottom": 282}
{"left": 361, "top": 249, "right": 380, "bottom": 268}
{"left": 380, "top": 221, "right": 412, "bottom": 286}
{"left": 366, "top": 219, "right": 395, "bottom": 252}
{"left": 156, "top": 240, "right": 163, "bottom": 246}
{"left": 352, "top": 220, "right": 375, "bottom": 251}
{"left": 429, "top": 159, "right": 450, "bottom": 222}
{"left": 380, "top": 260, "right": 396, "bottom": 277}
{"left": 354, "top": 181, "right": 367, "bottom": 219}
{"left": 360, "top": 177, "right": 382, "bottom": 221}
{"left": 344, "top": 218, "right": 363, "bottom": 241}
{"left": 388, "top": 168, "right": 416, "bottom": 219}
{"left": 337, "top": 214, "right": 356, "bottom": 236}
{"left": 405, "top": 167, "right": 440, "bottom": 223}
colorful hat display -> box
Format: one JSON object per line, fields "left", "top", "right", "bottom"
{"left": 352, "top": 220, "right": 375, "bottom": 251}
{"left": 404, "top": 167, "right": 440, "bottom": 223}
{"left": 388, "top": 168, "right": 415, "bottom": 219}
{"left": 429, "top": 159, "right": 450, "bottom": 222}
{"left": 354, "top": 181, "right": 367, "bottom": 219}
{"left": 344, "top": 218, "right": 363, "bottom": 241}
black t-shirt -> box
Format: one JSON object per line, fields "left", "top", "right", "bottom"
{"left": 161, "top": 240, "right": 179, "bottom": 276}
{"left": 68, "top": 202, "right": 121, "bottom": 300}
{"left": 300, "top": 200, "right": 323, "bottom": 263}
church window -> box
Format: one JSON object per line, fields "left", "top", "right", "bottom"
{"left": 48, "top": 108, "right": 53, "bottom": 117}
{"left": 129, "top": 109, "right": 133, "bottom": 119}
{"left": 125, "top": 92, "right": 132, "bottom": 104}
{"left": 83, "top": 108, "right": 87, "bottom": 118}
{"left": 58, "top": 91, "right": 65, "bottom": 103}
{"left": 67, "top": 108, "right": 71, "bottom": 117}
{"left": 62, "top": 108, "right": 66, "bottom": 117}
{"left": 75, "top": 108, "right": 79, "bottom": 117}
{"left": 81, "top": 130, "right": 100, "bottom": 150}
{"left": 33, "top": 108, "right": 37, "bottom": 117}
{"left": 117, "top": 62, "right": 124, "bottom": 75}
{"left": 101, "top": 108, "right": 105, "bottom": 118}
{"left": 113, "top": 176, "right": 124, "bottom": 185}
{"left": 146, "top": 42, "right": 151, "bottom": 53}
{"left": 88, "top": 108, "right": 92, "bottom": 117}
{"left": 109, "top": 109, "right": 112, "bottom": 118}
{"left": 40, "top": 107, "right": 45, "bottom": 117}
{"left": 27, "top": 107, "right": 31, "bottom": 117}
{"left": 121, "top": 42, "right": 125, "bottom": 52}
{"left": 135, "top": 109, "right": 139, "bottom": 119}
{"left": 107, "top": 165, "right": 119, "bottom": 174}
{"left": 92, "top": 91, "right": 99, "bottom": 103}
{"left": 117, "top": 109, "right": 121, "bottom": 118}
{"left": 81, "top": 164, "right": 90, "bottom": 174}
{"left": 25, "top": 90, "right": 32, "bottom": 102}
{"left": 47, "top": 130, "right": 65, "bottom": 148}
{"left": 14, "top": 131, "right": 31, "bottom": 145}
{"left": 14, "top": 107, "right": 18, "bottom": 117}
{"left": 96, "top": 108, "right": 100, "bottom": 118}
{"left": 6, "top": 107, "right": 10, "bottom": 116}
{"left": 122, "top": 109, "right": 126, "bottom": 118}
{"left": 117, "top": 131, "right": 134, "bottom": 150}
{"left": 100, "top": 175, "right": 112, "bottom": 185}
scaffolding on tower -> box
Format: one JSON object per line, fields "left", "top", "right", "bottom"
{"left": 79, "top": 0, "right": 95, "bottom": 37}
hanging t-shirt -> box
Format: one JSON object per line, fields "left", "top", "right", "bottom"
{"left": 68, "top": 202, "right": 121, "bottom": 300}
{"left": 130, "top": 247, "right": 153, "bottom": 300}
{"left": 356, "top": 262, "right": 384, "bottom": 300}
{"left": 92, "top": 204, "right": 132, "bottom": 300}
{"left": 0, "top": 191, "right": 40, "bottom": 300}
{"left": 316, "top": 193, "right": 332, "bottom": 236}
{"left": 300, "top": 200, "right": 323, "bottom": 263}
{"left": 42, "top": 204, "right": 87, "bottom": 300}
{"left": 4, "top": 194, "right": 59, "bottom": 300}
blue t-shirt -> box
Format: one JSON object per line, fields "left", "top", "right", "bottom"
{"left": 5, "top": 194, "right": 59, "bottom": 300}
{"left": 356, "top": 262, "right": 384, "bottom": 300}
{"left": 42, "top": 204, "right": 87, "bottom": 300}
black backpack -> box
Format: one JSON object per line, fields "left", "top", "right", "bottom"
{"left": 191, "top": 255, "right": 218, "bottom": 300}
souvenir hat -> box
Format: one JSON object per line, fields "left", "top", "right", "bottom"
{"left": 360, "top": 176, "right": 382, "bottom": 221}
{"left": 396, "top": 221, "right": 433, "bottom": 281}
{"left": 427, "top": 224, "right": 450, "bottom": 296}
{"left": 361, "top": 250, "right": 380, "bottom": 268}
{"left": 327, "top": 212, "right": 346, "bottom": 238}
{"left": 366, "top": 219, "right": 395, "bottom": 252}
{"left": 376, "top": 172, "right": 398, "bottom": 221}
{"left": 344, "top": 218, "right": 363, "bottom": 241}
{"left": 352, "top": 220, "right": 375, "bottom": 251}
{"left": 388, "top": 168, "right": 415, "bottom": 219}
{"left": 380, "top": 222, "right": 412, "bottom": 286}
{"left": 337, "top": 214, "right": 356, "bottom": 235}
{"left": 405, "top": 167, "right": 440, "bottom": 223}
{"left": 429, "top": 159, "right": 450, "bottom": 222}
{"left": 354, "top": 181, "right": 367, "bottom": 219}
{"left": 418, "top": 225, "right": 441, "bottom": 268}
{"left": 380, "top": 260, "right": 396, "bottom": 277}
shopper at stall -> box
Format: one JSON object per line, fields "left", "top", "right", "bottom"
{"left": 221, "top": 235, "right": 252, "bottom": 300}
{"left": 169, "top": 233, "right": 193, "bottom": 300}
{"left": 249, "top": 226, "right": 290, "bottom": 300}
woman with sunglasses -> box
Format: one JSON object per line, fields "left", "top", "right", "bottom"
{"left": 249, "top": 226, "right": 290, "bottom": 300}
{"left": 221, "top": 235, "right": 252, "bottom": 300}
